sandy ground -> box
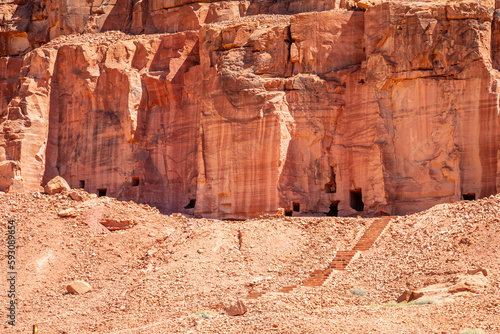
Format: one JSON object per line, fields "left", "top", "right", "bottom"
{"left": 0, "top": 190, "right": 498, "bottom": 333}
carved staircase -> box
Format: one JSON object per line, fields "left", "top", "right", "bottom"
{"left": 245, "top": 217, "right": 394, "bottom": 299}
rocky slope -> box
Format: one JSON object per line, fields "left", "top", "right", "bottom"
{"left": 0, "top": 189, "right": 498, "bottom": 332}
{"left": 2, "top": 0, "right": 500, "bottom": 218}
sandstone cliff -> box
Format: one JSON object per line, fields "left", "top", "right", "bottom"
{"left": 2, "top": 0, "right": 500, "bottom": 218}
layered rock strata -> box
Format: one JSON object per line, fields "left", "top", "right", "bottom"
{"left": 2, "top": 0, "right": 500, "bottom": 218}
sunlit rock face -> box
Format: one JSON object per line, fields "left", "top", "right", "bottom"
{"left": 2, "top": 0, "right": 500, "bottom": 218}
{"left": 40, "top": 32, "right": 201, "bottom": 213}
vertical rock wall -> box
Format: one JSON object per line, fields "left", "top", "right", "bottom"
{"left": 2, "top": 1, "right": 500, "bottom": 218}
{"left": 365, "top": 2, "right": 500, "bottom": 214}
{"left": 41, "top": 32, "right": 200, "bottom": 212}
{"left": 196, "top": 18, "right": 294, "bottom": 218}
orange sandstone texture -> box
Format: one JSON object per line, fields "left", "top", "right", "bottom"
{"left": 2, "top": 1, "right": 500, "bottom": 218}
{"left": 0, "top": 0, "right": 350, "bottom": 57}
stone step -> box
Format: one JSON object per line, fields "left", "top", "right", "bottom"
{"left": 245, "top": 291, "right": 266, "bottom": 299}
{"left": 302, "top": 268, "right": 334, "bottom": 287}
{"left": 278, "top": 285, "right": 297, "bottom": 293}
{"left": 335, "top": 251, "right": 357, "bottom": 255}
{"left": 330, "top": 257, "right": 354, "bottom": 261}
{"left": 351, "top": 219, "right": 392, "bottom": 252}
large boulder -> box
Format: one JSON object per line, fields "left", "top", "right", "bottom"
{"left": 44, "top": 176, "right": 70, "bottom": 195}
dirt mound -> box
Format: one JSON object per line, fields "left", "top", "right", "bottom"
{"left": 0, "top": 191, "right": 498, "bottom": 333}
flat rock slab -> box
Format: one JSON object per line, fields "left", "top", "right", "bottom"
{"left": 398, "top": 271, "right": 489, "bottom": 304}
{"left": 67, "top": 281, "right": 92, "bottom": 294}
{"left": 100, "top": 219, "right": 137, "bottom": 231}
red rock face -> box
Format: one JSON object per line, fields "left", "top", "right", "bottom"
{"left": 0, "top": 0, "right": 350, "bottom": 56}
{"left": 364, "top": 2, "right": 500, "bottom": 215}
{"left": 39, "top": 32, "right": 200, "bottom": 213}
{"left": 2, "top": 1, "right": 500, "bottom": 218}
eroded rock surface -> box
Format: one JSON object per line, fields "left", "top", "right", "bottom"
{"left": 2, "top": 0, "right": 500, "bottom": 218}
{"left": 397, "top": 271, "right": 489, "bottom": 304}
{"left": 0, "top": 0, "right": 351, "bottom": 56}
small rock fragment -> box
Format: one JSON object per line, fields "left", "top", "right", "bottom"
{"left": 58, "top": 208, "right": 77, "bottom": 217}
{"left": 66, "top": 281, "right": 92, "bottom": 294}
{"left": 223, "top": 299, "right": 247, "bottom": 316}
{"left": 100, "top": 219, "right": 136, "bottom": 231}
{"left": 408, "top": 291, "right": 424, "bottom": 302}
{"left": 357, "top": 0, "right": 382, "bottom": 10}
{"left": 276, "top": 207, "right": 285, "bottom": 216}
{"left": 44, "top": 176, "right": 70, "bottom": 195}
{"left": 69, "top": 191, "right": 84, "bottom": 201}
{"left": 467, "top": 267, "right": 489, "bottom": 277}
{"left": 397, "top": 290, "right": 412, "bottom": 303}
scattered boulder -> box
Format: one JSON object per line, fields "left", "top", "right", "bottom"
{"left": 448, "top": 272, "right": 488, "bottom": 294}
{"left": 69, "top": 191, "right": 84, "bottom": 201}
{"left": 223, "top": 299, "right": 247, "bottom": 316}
{"left": 58, "top": 208, "right": 77, "bottom": 217}
{"left": 396, "top": 290, "right": 412, "bottom": 303}
{"left": 400, "top": 271, "right": 489, "bottom": 304}
{"left": 44, "top": 176, "right": 70, "bottom": 195}
{"left": 467, "top": 267, "right": 489, "bottom": 277}
{"left": 276, "top": 208, "right": 285, "bottom": 216}
{"left": 66, "top": 281, "right": 92, "bottom": 294}
{"left": 100, "top": 219, "right": 136, "bottom": 231}
{"left": 356, "top": 0, "right": 382, "bottom": 10}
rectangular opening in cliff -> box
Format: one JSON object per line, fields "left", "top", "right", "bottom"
{"left": 462, "top": 193, "right": 476, "bottom": 201}
{"left": 327, "top": 201, "right": 339, "bottom": 217}
{"left": 184, "top": 199, "right": 196, "bottom": 209}
{"left": 79, "top": 180, "right": 85, "bottom": 189}
{"left": 98, "top": 188, "right": 107, "bottom": 197}
{"left": 132, "top": 177, "right": 140, "bottom": 187}
{"left": 350, "top": 189, "right": 364, "bottom": 211}
{"left": 293, "top": 202, "right": 300, "bottom": 212}
{"left": 325, "top": 166, "right": 337, "bottom": 193}
{"left": 285, "top": 210, "right": 293, "bottom": 216}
